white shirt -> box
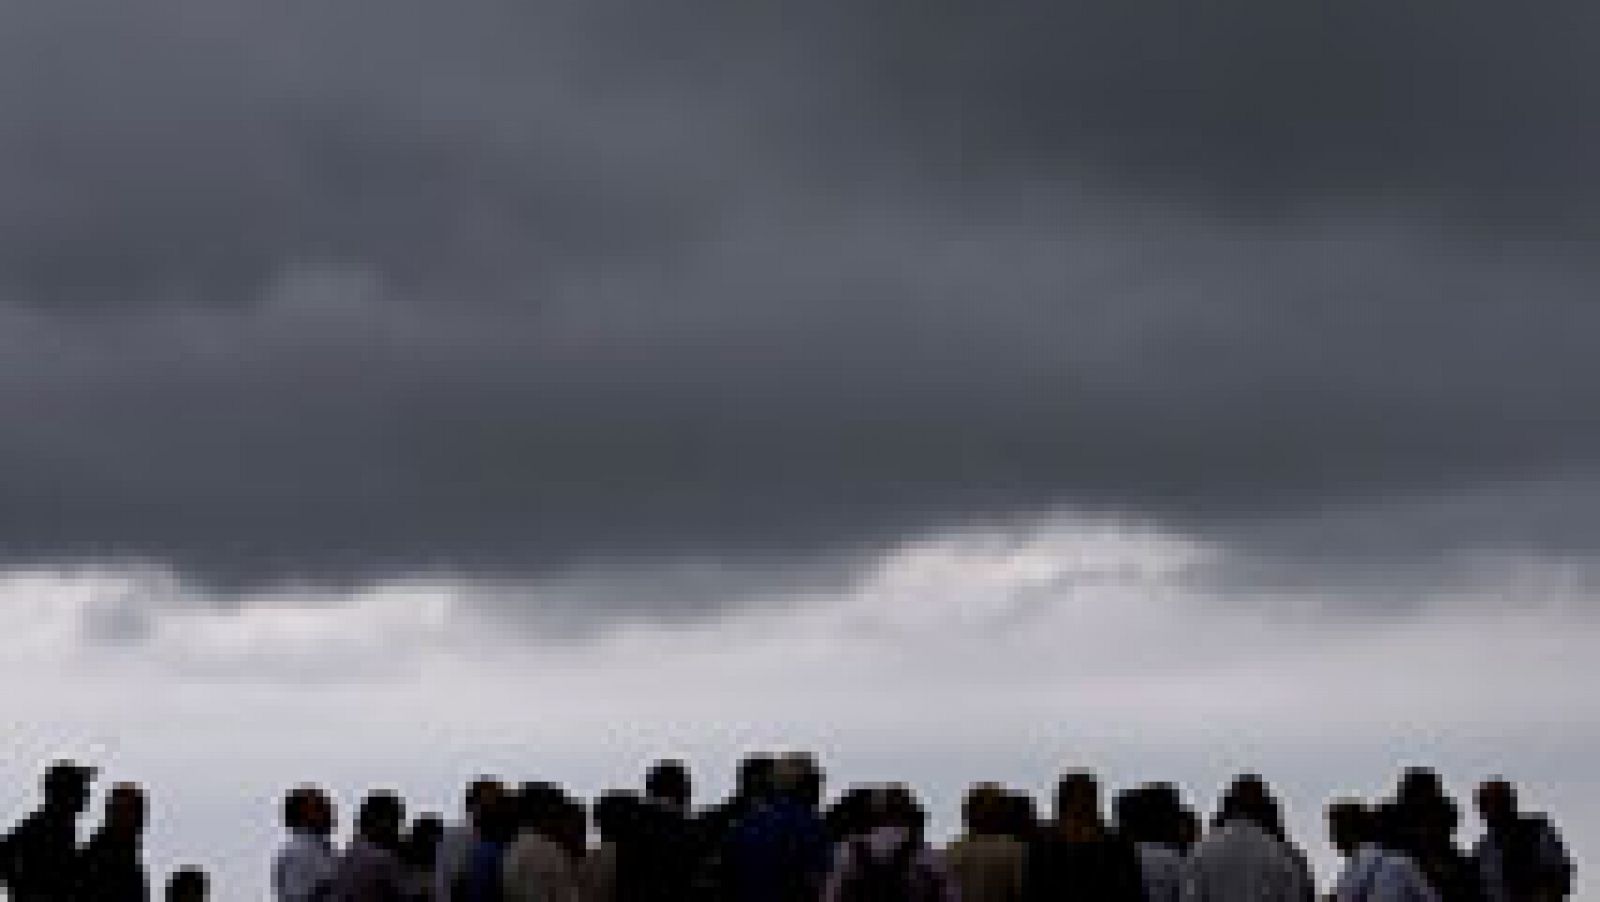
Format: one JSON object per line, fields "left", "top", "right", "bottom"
{"left": 274, "top": 831, "right": 337, "bottom": 902}
{"left": 1181, "top": 820, "right": 1312, "bottom": 902}
{"left": 1335, "top": 845, "right": 1440, "bottom": 902}
{"left": 821, "top": 827, "right": 960, "bottom": 902}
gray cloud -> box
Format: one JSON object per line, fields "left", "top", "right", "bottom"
{"left": 2, "top": 0, "right": 1599, "bottom": 600}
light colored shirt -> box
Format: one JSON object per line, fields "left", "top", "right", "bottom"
{"left": 275, "top": 831, "right": 338, "bottom": 902}
{"left": 945, "top": 834, "right": 1024, "bottom": 902}
{"left": 1363, "top": 850, "right": 1440, "bottom": 902}
{"left": 822, "top": 826, "right": 960, "bottom": 902}
{"left": 1138, "top": 841, "right": 1186, "bottom": 902}
{"left": 502, "top": 832, "right": 578, "bottom": 902}
{"left": 1181, "top": 820, "right": 1312, "bottom": 902}
{"left": 1335, "top": 845, "right": 1389, "bottom": 902}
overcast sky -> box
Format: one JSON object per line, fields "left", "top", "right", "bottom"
{"left": 1, "top": 0, "right": 1597, "bottom": 897}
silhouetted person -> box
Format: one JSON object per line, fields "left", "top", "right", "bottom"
{"left": 276, "top": 785, "right": 339, "bottom": 902}
{"left": 1181, "top": 775, "right": 1312, "bottom": 902}
{"left": 581, "top": 791, "right": 642, "bottom": 902}
{"left": 437, "top": 779, "right": 507, "bottom": 902}
{"left": 822, "top": 784, "right": 958, "bottom": 902}
{"left": 502, "top": 782, "right": 580, "bottom": 902}
{"left": 1117, "top": 784, "right": 1186, "bottom": 902}
{"left": 621, "top": 760, "right": 702, "bottom": 902}
{"left": 401, "top": 814, "right": 445, "bottom": 901}
{"left": 1329, "top": 800, "right": 1386, "bottom": 902}
{"left": 0, "top": 760, "right": 96, "bottom": 901}
{"left": 945, "top": 783, "right": 1026, "bottom": 902}
{"left": 1022, "top": 771, "right": 1143, "bottom": 902}
{"left": 1002, "top": 791, "right": 1040, "bottom": 845}
{"left": 724, "top": 753, "right": 830, "bottom": 902}
{"left": 76, "top": 781, "right": 152, "bottom": 901}
{"left": 166, "top": 867, "right": 209, "bottom": 902}
{"left": 695, "top": 753, "right": 778, "bottom": 899}
{"left": 1387, "top": 773, "right": 1484, "bottom": 902}
{"left": 1472, "top": 780, "right": 1572, "bottom": 902}
{"left": 701, "top": 754, "right": 776, "bottom": 855}
{"left": 331, "top": 791, "right": 408, "bottom": 902}
{"left": 827, "top": 788, "right": 878, "bottom": 846}
{"left": 450, "top": 786, "right": 518, "bottom": 902}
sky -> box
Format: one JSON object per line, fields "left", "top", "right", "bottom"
{"left": 1, "top": 0, "right": 1597, "bottom": 897}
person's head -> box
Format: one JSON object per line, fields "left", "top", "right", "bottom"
{"left": 1396, "top": 768, "right": 1447, "bottom": 806}
{"left": 866, "top": 784, "right": 924, "bottom": 837}
{"left": 465, "top": 778, "right": 506, "bottom": 826}
{"left": 646, "top": 760, "right": 692, "bottom": 810}
{"left": 593, "top": 791, "right": 642, "bottom": 844}
{"left": 825, "top": 787, "right": 873, "bottom": 841}
{"left": 1393, "top": 767, "right": 1459, "bottom": 844}
{"left": 1475, "top": 779, "right": 1519, "bottom": 831}
{"left": 963, "top": 783, "right": 1012, "bottom": 838}
{"left": 103, "top": 783, "right": 148, "bottom": 840}
{"left": 1113, "top": 788, "right": 1151, "bottom": 842}
{"left": 771, "top": 753, "right": 823, "bottom": 808}
{"left": 517, "top": 781, "right": 578, "bottom": 843}
{"left": 1373, "top": 802, "right": 1422, "bottom": 854}
{"left": 402, "top": 814, "right": 445, "bottom": 868}
{"left": 165, "top": 867, "right": 208, "bottom": 902}
{"left": 1054, "top": 771, "right": 1102, "bottom": 824}
{"left": 1004, "top": 791, "right": 1040, "bottom": 842}
{"left": 1218, "top": 774, "right": 1284, "bottom": 838}
{"left": 42, "top": 761, "right": 96, "bottom": 815}
{"left": 1147, "top": 784, "right": 1187, "bottom": 847}
{"left": 283, "top": 786, "right": 335, "bottom": 838}
{"left": 1326, "top": 800, "right": 1371, "bottom": 857}
{"left": 355, "top": 791, "right": 406, "bottom": 848}
{"left": 736, "top": 754, "right": 777, "bottom": 802}
{"left": 525, "top": 790, "right": 586, "bottom": 855}
{"left": 1116, "top": 785, "right": 1181, "bottom": 845}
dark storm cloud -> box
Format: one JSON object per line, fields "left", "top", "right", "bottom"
{"left": 3, "top": 0, "right": 1599, "bottom": 597}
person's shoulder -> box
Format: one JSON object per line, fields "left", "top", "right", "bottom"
{"left": 3, "top": 810, "right": 40, "bottom": 841}
{"left": 1524, "top": 813, "right": 1561, "bottom": 836}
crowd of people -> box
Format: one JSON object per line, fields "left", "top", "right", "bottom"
{"left": 0, "top": 755, "right": 1576, "bottom": 901}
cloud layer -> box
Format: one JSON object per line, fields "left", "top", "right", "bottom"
{"left": 2, "top": 0, "right": 1599, "bottom": 599}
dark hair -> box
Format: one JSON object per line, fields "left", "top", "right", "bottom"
{"left": 1327, "top": 799, "right": 1371, "bottom": 847}
{"left": 356, "top": 791, "right": 405, "bottom": 840}
{"left": 165, "top": 867, "right": 208, "bottom": 901}
{"left": 1114, "top": 787, "right": 1157, "bottom": 843}
{"left": 1055, "top": 771, "right": 1102, "bottom": 822}
{"left": 593, "top": 791, "right": 642, "bottom": 843}
{"left": 737, "top": 755, "right": 777, "bottom": 800}
{"left": 1218, "top": 775, "right": 1285, "bottom": 839}
{"left": 282, "top": 787, "right": 322, "bottom": 832}
{"left": 963, "top": 784, "right": 1012, "bottom": 837}
{"left": 401, "top": 814, "right": 446, "bottom": 869}
{"left": 466, "top": 778, "right": 502, "bottom": 813}
{"left": 646, "top": 760, "right": 691, "bottom": 804}
{"left": 1004, "top": 791, "right": 1040, "bottom": 841}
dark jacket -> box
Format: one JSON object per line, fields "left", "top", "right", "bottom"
{"left": 75, "top": 831, "right": 150, "bottom": 902}
{"left": 1, "top": 809, "right": 82, "bottom": 901}
{"left": 1023, "top": 831, "right": 1146, "bottom": 902}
